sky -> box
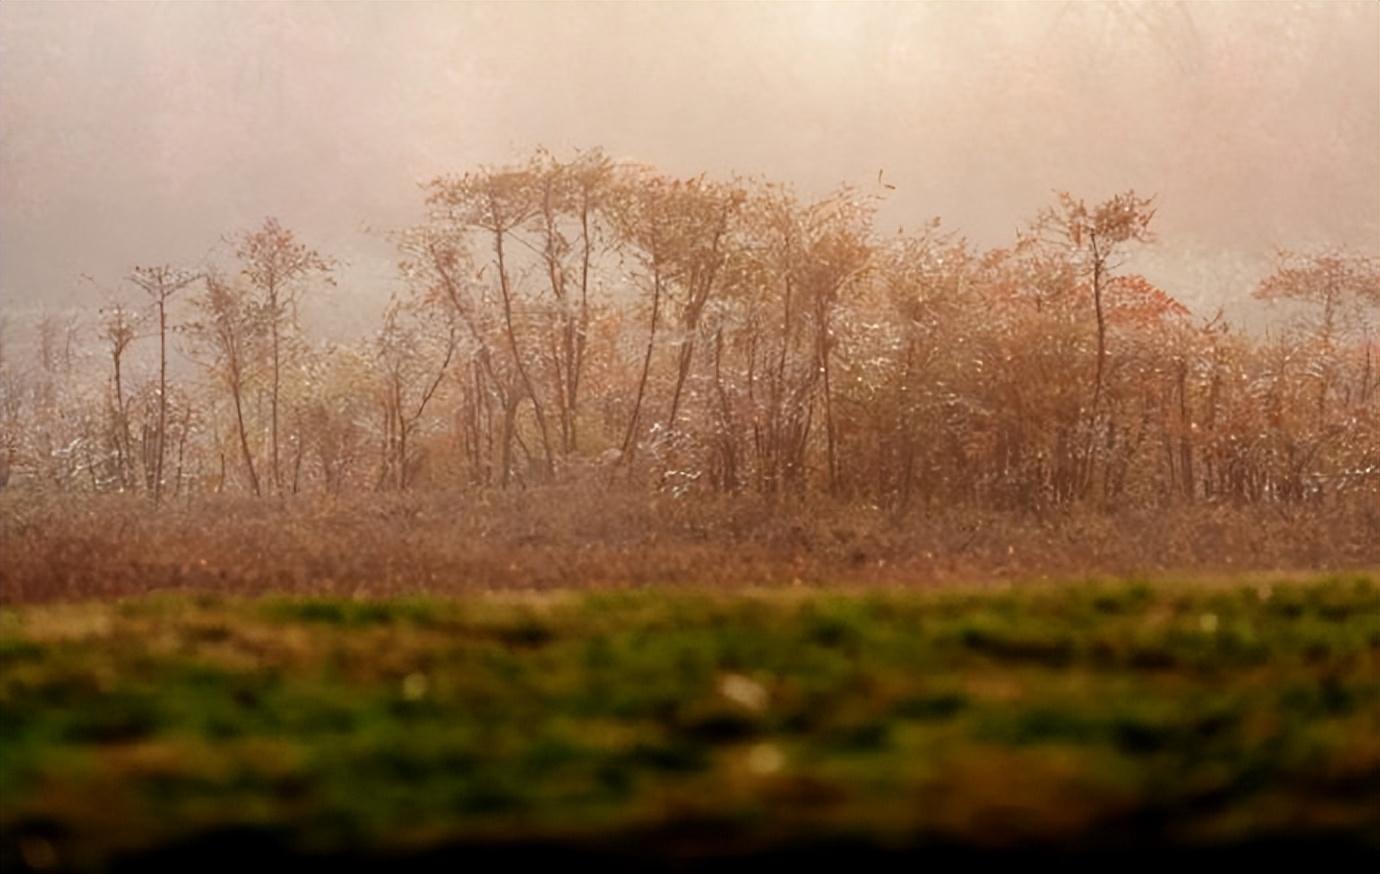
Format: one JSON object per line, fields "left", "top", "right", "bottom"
{"left": 1, "top": 1, "right": 1377, "bottom": 335}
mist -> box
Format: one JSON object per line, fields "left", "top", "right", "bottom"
{"left": 1, "top": 1, "right": 1377, "bottom": 333}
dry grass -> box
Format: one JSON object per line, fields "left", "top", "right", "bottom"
{"left": 3, "top": 488, "right": 1377, "bottom": 603}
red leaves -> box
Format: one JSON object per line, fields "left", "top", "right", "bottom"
{"left": 1104, "top": 274, "right": 1189, "bottom": 327}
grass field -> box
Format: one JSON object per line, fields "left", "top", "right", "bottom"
{"left": 3, "top": 575, "right": 1379, "bottom": 869}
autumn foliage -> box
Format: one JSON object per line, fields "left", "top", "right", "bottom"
{"left": 1, "top": 150, "right": 1377, "bottom": 517}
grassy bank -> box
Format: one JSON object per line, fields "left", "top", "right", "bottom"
{"left": 3, "top": 576, "right": 1379, "bottom": 868}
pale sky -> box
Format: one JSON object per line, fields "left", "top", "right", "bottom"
{"left": 2, "top": 1, "right": 1377, "bottom": 333}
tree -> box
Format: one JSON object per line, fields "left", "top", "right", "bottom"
{"left": 1255, "top": 247, "right": 1380, "bottom": 333}
{"left": 1031, "top": 191, "right": 1156, "bottom": 498}
{"left": 734, "top": 183, "right": 874, "bottom": 495}
{"left": 1254, "top": 247, "right": 1380, "bottom": 417}
{"left": 604, "top": 171, "right": 745, "bottom": 479}
{"left": 397, "top": 222, "right": 523, "bottom": 486}
{"left": 375, "top": 294, "right": 458, "bottom": 490}
{"left": 235, "top": 218, "right": 333, "bottom": 494}
{"left": 128, "top": 265, "right": 200, "bottom": 503}
{"left": 661, "top": 179, "right": 743, "bottom": 435}
{"left": 297, "top": 343, "right": 373, "bottom": 495}
{"left": 605, "top": 167, "right": 675, "bottom": 471}
{"left": 527, "top": 148, "right": 614, "bottom": 455}
{"left": 98, "top": 301, "right": 140, "bottom": 491}
{"left": 427, "top": 168, "right": 558, "bottom": 479}
{"left": 187, "top": 271, "right": 265, "bottom": 497}
{"left": 0, "top": 315, "right": 12, "bottom": 490}
{"left": 1034, "top": 192, "right": 1156, "bottom": 415}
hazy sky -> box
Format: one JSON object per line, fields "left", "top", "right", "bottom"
{"left": 1, "top": 1, "right": 1376, "bottom": 332}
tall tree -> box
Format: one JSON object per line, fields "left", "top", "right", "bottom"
{"left": 605, "top": 168, "right": 674, "bottom": 470}
{"left": 128, "top": 265, "right": 200, "bottom": 503}
{"left": 527, "top": 148, "right": 613, "bottom": 454}
{"left": 1031, "top": 191, "right": 1156, "bottom": 497}
{"left": 187, "top": 272, "right": 265, "bottom": 497}
{"left": 428, "top": 168, "right": 558, "bottom": 478}
{"left": 659, "top": 178, "right": 743, "bottom": 432}
{"left": 235, "top": 218, "right": 333, "bottom": 494}
{"left": 98, "top": 301, "right": 139, "bottom": 491}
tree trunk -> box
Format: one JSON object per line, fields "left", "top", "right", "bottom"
{"left": 230, "top": 370, "right": 261, "bottom": 497}
{"left": 155, "top": 296, "right": 168, "bottom": 503}
{"left": 493, "top": 224, "right": 555, "bottom": 478}
{"left": 270, "top": 285, "right": 282, "bottom": 494}
{"left": 620, "top": 262, "right": 663, "bottom": 468}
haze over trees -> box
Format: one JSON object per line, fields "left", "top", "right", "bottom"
{"left": 1, "top": 149, "right": 1376, "bottom": 513}
{"left": 3, "top": 7, "right": 1378, "bottom": 868}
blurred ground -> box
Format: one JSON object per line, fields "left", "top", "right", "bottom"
{"left": 2, "top": 575, "right": 1377, "bottom": 868}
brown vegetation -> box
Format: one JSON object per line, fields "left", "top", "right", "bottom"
{"left": 2, "top": 490, "right": 1376, "bottom": 603}
{"left": 0, "top": 150, "right": 1377, "bottom": 598}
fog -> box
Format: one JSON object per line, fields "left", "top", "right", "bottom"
{"left": 2, "top": 1, "right": 1376, "bottom": 333}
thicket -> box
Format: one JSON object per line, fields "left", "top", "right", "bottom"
{"left": 1, "top": 149, "right": 1377, "bottom": 514}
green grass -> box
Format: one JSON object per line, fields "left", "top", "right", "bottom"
{"left": 2, "top": 576, "right": 1379, "bottom": 867}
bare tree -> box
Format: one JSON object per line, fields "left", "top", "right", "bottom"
{"left": 98, "top": 302, "right": 140, "bottom": 490}
{"left": 128, "top": 265, "right": 200, "bottom": 503}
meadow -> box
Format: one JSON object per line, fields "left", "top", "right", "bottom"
{"left": 3, "top": 573, "right": 1378, "bottom": 869}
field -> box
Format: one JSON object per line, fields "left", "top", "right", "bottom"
{"left": 5, "top": 493, "right": 1379, "bottom": 601}
{"left": 4, "top": 574, "right": 1379, "bottom": 869}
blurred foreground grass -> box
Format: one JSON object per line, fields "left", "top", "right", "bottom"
{"left": 2, "top": 575, "right": 1379, "bottom": 868}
